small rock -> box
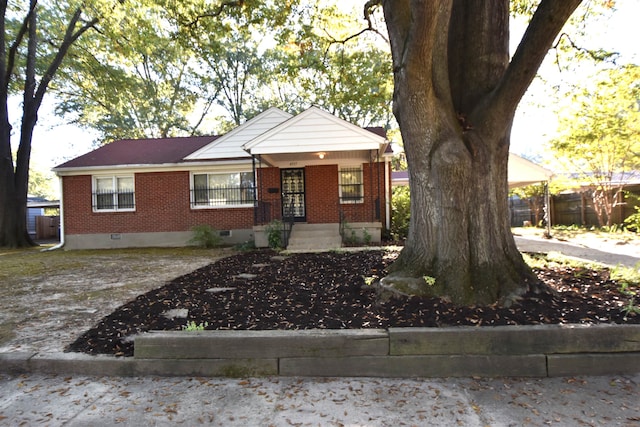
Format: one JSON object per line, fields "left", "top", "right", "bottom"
{"left": 206, "top": 287, "right": 236, "bottom": 293}
{"left": 162, "top": 308, "right": 188, "bottom": 319}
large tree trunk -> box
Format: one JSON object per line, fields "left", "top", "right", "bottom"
{"left": 0, "top": 4, "right": 96, "bottom": 248}
{"left": 381, "top": 0, "right": 581, "bottom": 305}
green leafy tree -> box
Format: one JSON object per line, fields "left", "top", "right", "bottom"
{"left": 56, "top": 0, "right": 395, "bottom": 138}
{"left": 510, "top": 184, "right": 546, "bottom": 227}
{"left": 56, "top": 2, "right": 219, "bottom": 142}
{"left": 391, "top": 185, "right": 410, "bottom": 240}
{"left": 551, "top": 65, "right": 640, "bottom": 227}
{"left": 28, "top": 166, "right": 56, "bottom": 200}
{"left": 1, "top": 0, "right": 99, "bottom": 248}
{"left": 375, "top": 0, "right": 601, "bottom": 305}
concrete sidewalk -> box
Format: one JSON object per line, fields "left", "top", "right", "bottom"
{"left": 515, "top": 234, "right": 640, "bottom": 268}
{"left": 1, "top": 373, "right": 639, "bottom": 426}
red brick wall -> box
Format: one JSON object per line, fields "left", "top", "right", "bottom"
{"left": 62, "top": 162, "right": 389, "bottom": 235}
{"left": 305, "top": 165, "right": 340, "bottom": 223}
{"left": 336, "top": 162, "right": 388, "bottom": 225}
{"left": 62, "top": 172, "right": 254, "bottom": 235}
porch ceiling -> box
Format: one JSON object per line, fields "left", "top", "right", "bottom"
{"left": 257, "top": 150, "right": 376, "bottom": 168}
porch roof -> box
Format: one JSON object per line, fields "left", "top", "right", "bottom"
{"left": 508, "top": 153, "right": 554, "bottom": 188}
{"left": 243, "top": 106, "right": 388, "bottom": 156}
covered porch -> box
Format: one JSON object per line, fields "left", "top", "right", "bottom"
{"left": 244, "top": 107, "right": 391, "bottom": 250}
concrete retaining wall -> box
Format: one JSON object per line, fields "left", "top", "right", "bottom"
{"left": 3, "top": 325, "right": 638, "bottom": 378}
{"left": 132, "top": 325, "right": 640, "bottom": 378}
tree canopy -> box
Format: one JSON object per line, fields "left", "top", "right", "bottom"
{"left": 54, "top": 0, "right": 395, "bottom": 142}
{"left": 551, "top": 64, "right": 640, "bottom": 226}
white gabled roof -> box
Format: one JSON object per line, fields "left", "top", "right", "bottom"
{"left": 184, "top": 107, "right": 293, "bottom": 160}
{"left": 243, "top": 106, "right": 387, "bottom": 155}
{"left": 508, "top": 153, "right": 554, "bottom": 188}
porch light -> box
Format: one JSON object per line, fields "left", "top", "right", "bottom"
{"left": 318, "top": 152, "right": 326, "bottom": 159}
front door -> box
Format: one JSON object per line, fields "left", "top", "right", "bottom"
{"left": 281, "top": 168, "right": 306, "bottom": 222}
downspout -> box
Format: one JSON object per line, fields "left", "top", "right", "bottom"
{"left": 44, "top": 174, "right": 65, "bottom": 251}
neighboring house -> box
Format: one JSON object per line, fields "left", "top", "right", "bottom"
{"left": 391, "top": 153, "right": 553, "bottom": 188}
{"left": 26, "top": 196, "right": 60, "bottom": 240}
{"left": 53, "top": 107, "right": 392, "bottom": 250}
{"left": 26, "top": 196, "right": 46, "bottom": 239}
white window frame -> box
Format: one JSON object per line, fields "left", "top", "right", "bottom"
{"left": 339, "top": 166, "right": 364, "bottom": 204}
{"left": 190, "top": 171, "right": 255, "bottom": 209}
{"left": 92, "top": 175, "right": 135, "bottom": 212}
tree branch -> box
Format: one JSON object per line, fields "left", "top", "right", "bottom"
{"left": 184, "top": 0, "right": 245, "bottom": 28}
{"left": 322, "top": 0, "right": 387, "bottom": 55}
{"left": 553, "top": 32, "right": 619, "bottom": 68}
{"left": 485, "top": 0, "right": 582, "bottom": 135}
{"left": 4, "top": 1, "right": 37, "bottom": 93}
{"left": 33, "top": 8, "right": 99, "bottom": 110}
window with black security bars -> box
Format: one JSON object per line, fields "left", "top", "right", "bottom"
{"left": 191, "top": 172, "right": 255, "bottom": 207}
{"left": 92, "top": 176, "right": 135, "bottom": 211}
{"left": 339, "top": 167, "right": 364, "bottom": 203}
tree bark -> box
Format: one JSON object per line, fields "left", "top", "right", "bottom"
{"left": 381, "top": 0, "right": 582, "bottom": 305}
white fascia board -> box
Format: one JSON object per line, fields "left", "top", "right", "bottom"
{"left": 53, "top": 159, "right": 253, "bottom": 177}
{"left": 249, "top": 141, "right": 382, "bottom": 155}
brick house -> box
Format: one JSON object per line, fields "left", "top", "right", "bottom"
{"left": 53, "top": 107, "right": 392, "bottom": 250}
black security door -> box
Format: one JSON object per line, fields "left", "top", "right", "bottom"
{"left": 281, "top": 168, "right": 306, "bottom": 222}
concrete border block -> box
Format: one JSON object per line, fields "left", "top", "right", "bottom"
{"left": 280, "top": 354, "right": 547, "bottom": 378}
{"left": 547, "top": 352, "right": 640, "bottom": 377}
{"left": 134, "top": 329, "right": 389, "bottom": 359}
{"left": 0, "top": 352, "right": 35, "bottom": 374}
{"left": 390, "top": 324, "right": 640, "bottom": 355}
{"left": 27, "top": 353, "right": 137, "bottom": 377}
{"left": 133, "top": 358, "right": 278, "bottom": 377}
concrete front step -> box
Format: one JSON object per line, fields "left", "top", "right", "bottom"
{"left": 286, "top": 223, "right": 342, "bottom": 251}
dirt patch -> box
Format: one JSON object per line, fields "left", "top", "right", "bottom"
{"left": 0, "top": 247, "right": 233, "bottom": 353}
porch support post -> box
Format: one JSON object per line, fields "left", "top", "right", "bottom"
{"left": 369, "top": 149, "right": 374, "bottom": 222}
{"left": 385, "top": 156, "right": 391, "bottom": 231}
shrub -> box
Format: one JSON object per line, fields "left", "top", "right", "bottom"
{"left": 188, "top": 225, "right": 222, "bottom": 248}
{"left": 391, "top": 185, "right": 410, "bottom": 240}
{"left": 265, "top": 220, "right": 283, "bottom": 249}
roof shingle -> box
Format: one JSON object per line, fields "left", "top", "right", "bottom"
{"left": 54, "top": 136, "right": 219, "bottom": 169}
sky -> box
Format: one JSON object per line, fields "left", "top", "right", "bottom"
{"left": 16, "top": 0, "right": 640, "bottom": 176}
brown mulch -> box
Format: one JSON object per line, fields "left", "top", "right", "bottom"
{"left": 65, "top": 249, "right": 639, "bottom": 357}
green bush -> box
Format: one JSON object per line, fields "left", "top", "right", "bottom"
{"left": 624, "top": 206, "right": 640, "bottom": 232}
{"left": 234, "top": 240, "right": 256, "bottom": 252}
{"left": 265, "top": 220, "right": 283, "bottom": 249}
{"left": 188, "top": 225, "right": 222, "bottom": 248}
{"left": 391, "top": 185, "right": 410, "bottom": 240}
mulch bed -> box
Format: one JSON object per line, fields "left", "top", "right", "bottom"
{"left": 66, "top": 249, "right": 639, "bottom": 357}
